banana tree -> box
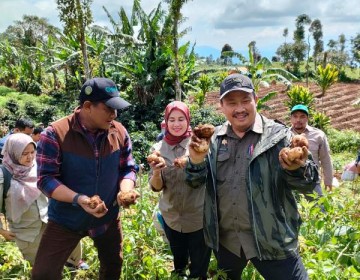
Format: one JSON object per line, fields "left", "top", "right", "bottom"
{"left": 0, "top": 41, "right": 21, "bottom": 87}
{"left": 239, "top": 43, "right": 298, "bottom": 111}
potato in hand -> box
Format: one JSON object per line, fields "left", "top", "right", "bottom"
{"left": 147, "top": 150, "right": 166, "bottom": 165}
{"left": 118, "top": 190, "right": 140, "bottom": 208}
{"left": 191, "top": 124, "right": 215, "bottom": 153}
{"left": 88, "top": 195, "right": 106, "bottom": 213}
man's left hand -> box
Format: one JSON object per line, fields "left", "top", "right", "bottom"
{"left": 279, "top": 146, "right": 308, "bottom": 171}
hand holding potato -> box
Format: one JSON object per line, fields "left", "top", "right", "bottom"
{"left": 117, "top": 189, "right": 140, "bottom": 208}
{"left": 173, "top": 156, "right": 188, "bottom": 168}
{"left": 279, "top": 134, "right": 309, "bottom": 170}
{"left": 188, "top": 124, "right": 215, "bottom": 164}
{"left": 147, "top": 150, "right": 166, "bottom": 170}
{"left": 79, "top": 195, "right": 108, "bottom": 217}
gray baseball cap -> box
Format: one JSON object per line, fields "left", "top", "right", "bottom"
{"left": 220, "top": 73, "right": 255, "bottom": 99}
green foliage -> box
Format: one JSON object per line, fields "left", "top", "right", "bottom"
{"left": 27, "top": 80, "right": 42, "bottom": 95}
{"left": 285, "top": 85, "right": 315, "bottom": 111}
{"left": 0, "top": 88, "right": 61, "bottom": 127}
{"left": 314, "top": 64, "right": 339, "bottom": 97}
{"left": 1, "top": 161, "right": 359, "bottom": 279}
{"left": 310, "top": 112, "right": 331, "bottom": 132}
{"left": 193, "top": 73, "right": 213, "bottom": 106}
{"left": 327, "top": 128, "right": 360, "bottom": 153}
{"left": 129, "top": 121, "right": 159, "bottom": 168}
{"left": 257, "top": 91, "right": 278, "bottom": 111}
{"left": 298, "top": 186, "right": 360, "bottom": 280}
{"left": 189, "top": 105, "right": 226, "bottom": 127}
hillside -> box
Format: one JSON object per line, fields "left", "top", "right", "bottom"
{"left": 205, "top": 82, "right": 360, "bottom": 132}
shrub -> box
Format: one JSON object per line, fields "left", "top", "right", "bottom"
{"left": 189, "top": 105, "right": 226, "bottom": 127}
{"left": 310, "top": 112, "right": 331, "bottom": 132}
{"left": 285, "top": 85, "right": 315, "bottom": 112}
{"left": 327, "top": 128, "right": 360, "bottom": 153}
{"left": 27, "top": 80, "right": 42, "bottom": 95}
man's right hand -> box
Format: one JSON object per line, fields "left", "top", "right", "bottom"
{"left": 188, "top": 135, "right": 208, "bottom": 164}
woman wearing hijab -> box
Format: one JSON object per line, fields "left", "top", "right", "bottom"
{"left": 0, "top": 133, "right": 84, "bottom": 268}
{"left": 149, "top": 101, "right": 211, "bottom": 279}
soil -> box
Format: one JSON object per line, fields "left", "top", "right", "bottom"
{"left": 205, "top": 81, "right": 360, "bottom": 132}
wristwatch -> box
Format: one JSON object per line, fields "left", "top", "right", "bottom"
{"left": 72, "top": 193, "right": 82, "bottom": 207}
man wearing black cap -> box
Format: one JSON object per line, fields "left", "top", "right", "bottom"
{"left": 290, "top": 104, "right": 333, "bottom": 193}
{"left": 185, "top": 73, "right": 319, "bottom": 279}
{"left": 32, "top": 78, "right": 138, "bottom": 280}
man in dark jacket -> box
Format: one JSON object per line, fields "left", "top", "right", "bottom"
{"left": 32, "top": 78, "right": 138, "bottom": 280}
{"left": 186, "top": 73, "right": 318, "bottom": 280}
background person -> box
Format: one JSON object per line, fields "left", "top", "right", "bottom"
{"left": 31, "top": 126, "right": 44, "bottom": 143}
{"left": 186, "top": 73, "right": 319, "bottom": 280}
{"left": 290, "top": 104, "right": 333, "bottom": 192}
{"left": 32, "top": 77, "right": 138, "bottom": 280}
{"left": 149, "top": 101, "right": 211, "bottom": 279}
{"left": 0, "top": 118, "right": 35, "bottom": 163}
{"left": 0, "top": 133, "right": 83, "bottom": 268}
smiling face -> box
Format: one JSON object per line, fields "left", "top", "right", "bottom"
{"left": 166, "top": 109, "right": 188, "bottom": 137}
{"left": 18, "top": 143, "right": 36, "bottom": 167}
{"left": 220, "top": 90, "right": 258, "bottom": 137}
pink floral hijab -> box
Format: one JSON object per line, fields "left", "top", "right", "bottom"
{"left": 163, "top": 101, "right": 192, "bottom": 146}
{"left": 2, "top": 133, "right": 40, "bottom": 222}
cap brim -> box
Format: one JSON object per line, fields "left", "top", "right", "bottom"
{"left": 104, "top": 97, "right": 131, "bottom": 110}
{"left": 220, "top": 88, "right": 254, "bottom": 100}
{"left": 291, "top": 109, "right": 308, "bottom": 115}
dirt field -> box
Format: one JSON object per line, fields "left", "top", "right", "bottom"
{"left": 205, "top": 81, "right": 360, "bottom": 132}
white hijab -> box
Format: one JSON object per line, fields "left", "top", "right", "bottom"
{"left": 2, "top": 133, "right": 41, "bottom": 223}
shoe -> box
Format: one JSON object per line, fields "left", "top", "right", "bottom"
{"left": 77, "top": 260, "right": 89, "bottom": 270}
{"left": 65, "top": 260, "right": 89, "bottom": 271}
{"left": 64, "top": 261, "right": 77, "bottom": 272}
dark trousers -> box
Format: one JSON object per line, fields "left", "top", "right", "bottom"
{"left": 32, "top": 219, "right": 123, "bottom": 280}
{"left": 163, "top": 221, "right": 211, "bottom": 278}
{"left": 216, "top": 244, "right": 309, "bottom": 280}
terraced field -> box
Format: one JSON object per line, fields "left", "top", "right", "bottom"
{"left": 205, "top": 82, "right": 360, "bottom": 132}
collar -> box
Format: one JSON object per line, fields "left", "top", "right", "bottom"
{"left": 290, "top": 124, "right": 311, "bottom": 134}
{"left": 169, "top": 137, "right": 190, "bottom": 150}
{"left": 217, "top": 113, "right": 264, "bottom": 138}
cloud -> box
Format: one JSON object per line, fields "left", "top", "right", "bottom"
{"left": 0, "top": 0, "right": 359, "bottom": 58}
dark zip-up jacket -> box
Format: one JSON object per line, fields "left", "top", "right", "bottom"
{"left": 185, "top": 115, "right": 319, "bottom": 260}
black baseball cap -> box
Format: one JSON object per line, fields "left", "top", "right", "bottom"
{"left": 220, "top": 73, "right": 255, "bottom": 99}
{"left": 79, "top": 77, "right": 131, "bottom": 110}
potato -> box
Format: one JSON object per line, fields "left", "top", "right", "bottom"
{"left": 147, "top": 151, "right": 166, "bottom": 165}
{"left": 193, "top": 124, "right": 215, "bottom": 139}
{"left": 173, "top": 156, "right": 188, "bottom": 168}
{"left": 193, "top": 138, "right": 210, "bottom": 153}
{"left": 88, "top": 195, "right": 106, "bottom": 213}
{"left": 88, "top": 195, "right": 101, "bottom": 209}
{"left": 118, "top": 190, "right": 140, "bottom": 208}
{"left": 291, "top": 135, "right": 309, "bottom": 148}
{"left": 191, "top": 124, "right": 215, "bottom": 154}
{"left": 287, "top": 147, "right": 304, "bottom": 161}
{"left": 279, "top": 147, "right": 304, "bottom": 162}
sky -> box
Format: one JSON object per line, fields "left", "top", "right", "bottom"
{"left": 0, "top": 0, "right": 359, "bottom": 59}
